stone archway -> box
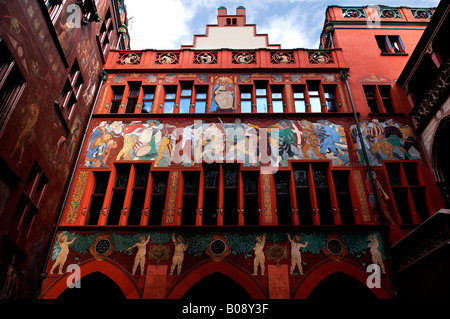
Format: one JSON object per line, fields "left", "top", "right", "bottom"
{"left": 292, "top": 259, "right": 393, "bottom": 299}
{"left": 57, "top": 271, "right": 126, "bottom": 300}
{"left": 39, "top": 259, "right": 141, "bottom": 299}
{"left": 181, "top": 272, "right": 251, "bottom": 300}
{"left": 165, "top": 260, "right": 266, "bottom": 299}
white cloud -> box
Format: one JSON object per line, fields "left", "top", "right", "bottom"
{"left": 126, "top": 0, "right": 196, "bottom": 49}
{"left": 124, "top": 0, "right": 440, "bottom": 50}
{"left": 258, "top": 5, "right": 323, "bottom": 48}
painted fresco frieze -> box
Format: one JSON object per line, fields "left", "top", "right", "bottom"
{"left": 351, "top": 119, "right": 421, "bottom": 165}
{"left": 83, "top": 118, "right": 349, "bottom": 169}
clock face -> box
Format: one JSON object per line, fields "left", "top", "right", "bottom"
{"left": 326, "top": 239, "right": 343, "bottom": 255}
{"left": 210, "top": 239, "right": 226, "bottom": 255}
{"left": 95, "top": 238, "right": 111, "bottom": 255}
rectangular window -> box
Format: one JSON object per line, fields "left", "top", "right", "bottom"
{"left": 127, "top": 163, "right": 150, "bottom": 225}
{"left": 11, "top": 162, "right": 48, "bottom": 237}
{"left": 274, "top": 171, "right": 292, "bottom": 225}
{"left": 323, "top": 85, "right": 337, "bottom": 112}
{"left": 148, "top": 171, "right": 169, "bottom": 225}
{"left": 292, "top": 162, "right": 336, "bottom": 225}
{"left": 163, "top": 86, "right": 177, "bottom": 113}
{"left": 239, "top": 86, "right": 252, "bottom": 113}
{"left": 312, "top": 163, "right": 333, "bottom": 225}
{"left": 255, "top": 82, "right": 268, "bottom": 113}
{"left": 0, "top": 38, "right": 26, "bottom": 132}
{"left": 223, "top": 164, "right": 239, "bottom": 225}
{"left": 107, "top": 163, "right": 131, "bottom": 225}
{"left": 87, "top": 171, "right": 110, "bottom": 225}
{"left": 141, "top": 86, "right": 155, "bottom": 113}
{"left": 332, "top": 170, "right": 355, "bottom": 225}
{"left": 375, "top": 35, "right": 405, "bottom": 54}
{"left": 307, "top": 81, "right": 322, "bottom": 112}
{"left": 125, "top": 82, "right": 140, "bottom": 113}
{"left": 99, "top": 9, "right": 113, "bottom": 55}
{"left": 292, "top": 85, "right": 306, "bottom": 112}
{"left": 271, "top": 85, "right": 284, "bottom": 113}
{"left": 181, "top": 171, "right": 199, "bottom": 225}
{"left": 242, "top": 171, "right": 259, "bottom": 225}
{"left": 378, "top": 85, "right": 394, "bottom": 113}
{"left": 293, "top": 163, "right": 313, "bottom": 225}
{"left": 363, "top": 85, "right": 395, "bottom": 113}
{"left": 179, "top": 83, "right": 193, "bottom": 114}
{"left": 60, "top": 60, "right": 83, "bottom": 119}
{"left": 385, "top": 161, "right": 429, "bottom": 224}
{"left": 45, "top": 0, "right": 64, "bottom": 22}
{"left": 109, "top": 86, "right": 124, "bottom": 113}
{"left": 202, "top": 164, "right": 219, "bottom": 225}
{"left": 195, "top": 86, "right": 207, "bottom": 113}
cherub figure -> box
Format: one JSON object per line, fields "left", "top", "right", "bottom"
{"left": 253, "top": 234, "right": 266, "bottom": 276}
{"left": 50, "top": 233, "right": 77, "bottom": 275}
{"left": 127, "top": 234, "right": 151, "bottom": 275}
{"left": 169, "top": 233, "right": 188, "bottom": 275}
{"left": 368, "top": 233, "right": 386, "bottom": 274}
{"left": 287, "top": 233, "right": 308, "bottom": 275}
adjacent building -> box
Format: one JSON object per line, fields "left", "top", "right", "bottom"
{"left": 35, "top": 4, "right": 446, "bottom": 300}
{"left": 0, "top": 0, "right": 129, "bottom": 299}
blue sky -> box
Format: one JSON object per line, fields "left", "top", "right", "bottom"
{"left": 125, "top": 0, "right": 441, "bottom": 50}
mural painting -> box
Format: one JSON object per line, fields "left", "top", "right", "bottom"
{"left": 83, "top": 119, "right": 349, "bottom": 168}
{"left": 210, "top": 76, "right": 235, "bottom": 112}
{"left": 351, "top": 119, "right": 421, "bottom": 166}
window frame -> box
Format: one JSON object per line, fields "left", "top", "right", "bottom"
{"left": 363, "top": 84, "right": 396, "bottom": 113}
{"left": 0, "top": 38, "right": 27, "bottom": 133}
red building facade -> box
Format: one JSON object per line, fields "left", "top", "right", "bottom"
{"left": 0, "top": 0, "right": 129, "bottom": 299}
{"left": 37, "top": 5, "right": 444, "bottom": 300}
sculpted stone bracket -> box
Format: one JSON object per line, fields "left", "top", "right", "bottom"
{"left": 410, "top": 60, "right": 450, "bottom": 132}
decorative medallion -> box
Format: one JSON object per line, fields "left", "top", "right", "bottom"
{"left": 271, "top": 52, "right": 294, "bottom": 64}
{"left": 322, "top": 233, "right": 348, "bottom": 261}
{"left": 89, "top": 233, "right": 114, "bottom": 261}
{"left": 308, "top": 51, "right": 333, "bottom": 64}
{"left": 194, "top": 52, "right": 217, "bottom": 64}
{"left": 411, "top": 9, "right": 432, "bottom": 19}
{"left": 118, "top": 52, "right": 141, "bottom": 65}
{"left": 266, "top": 244, "right": 287, "bottom": 266}
{"left": 342, "top": 8, "right": 366, "bottom": 18}
{"left": 233, "top": 51, "right": 255, "bottom": 64}
{"left": 379, "top": 8, "right": 401, "bottom": 18}
{"left": 156, "top": 52, "right": 179, "bottom": 64}
{"left": 206, "top": 233, "right": 231, "bottom": 262}
{"left": 148, "top": 244, "right": 170, "bottom": 266}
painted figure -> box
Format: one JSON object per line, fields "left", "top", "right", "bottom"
{"left": 287, "top": 233, "right": 308, "bottom": 275}
{"left": 252, "top": 234, "right": 266, "bottom": 276}
{"left": 0, "top": 255, "right": 20, "bottom": 299}
{"left": 366, "top": 172, "right": 396, "bottom": 225}
{"left": 298, "top": 120, "right": 326, "bottom": 160}
{"left": 50, "top": 233, "right": 77, "bottom": 275}
{"left": 170, "top": 233, "right": 188, "bottom": 275}
{"left": 368, "top": 233, "right": 386, "bottom": 273}
{"left": 211, "top": 77, "right": 234, "bottom": 112}
{"left": 352, "top": 119, "right": 420, "bottom": 165}
{"left": 317, "top": 121, "right": 347, "bottom": 164}
{"left": 278, "top": 120, "right": 296, "bottom": 158}
{"left": 127, "top": 234, "right": 151, "bottom": 276}
{"left": 11, "top": 102, "right": 39, "bottom": 165}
